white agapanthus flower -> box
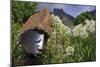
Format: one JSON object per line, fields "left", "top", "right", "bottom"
{"left": 72, "top": 24, "right": 88, "bottom": 39}
{"left": 65, "top": 46, "right": 75, "bottom": 56}
{"left": 84, "top": 19, "right": 95, "bottom": 33}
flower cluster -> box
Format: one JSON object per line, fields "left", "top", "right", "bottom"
{"left": 84, "top": 19, "right": 95, "bottom": 33}
{"left": 44, "top": 14, "right": 95, "bottom": 63}
{"left": 65, "top": 46, "right": 75, "bottom": 56}
{"left": 72, "top": 19, "right": 95, "bottom": 39}
{"left": 51, "top": 14, "right": 72, "bottom": 36}
{"left": 51, "top": 14, "right": 96, "bottom": 39}
{"left": 72, "top": 24, "right": 88, "bottom": 39}
{"left": 51, "top": 14, "right": 62, "bottom": 23}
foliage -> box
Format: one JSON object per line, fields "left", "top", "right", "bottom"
{"left": 12, "top": 7, "right": 96, "bottom": 64}
{"left": 12, "top": 22, "right": 25, "bottom": 60}
{"left": 72, "top": 24, "right": 88, "bottom": 39}
{"left": 12, "top": 1, "right": 37, "bottom": 24}
{"left": 42, "top": 14, "right": 96, "bottom": 63}
{"left": 84, "top": 19, "right": 95, "bottom": 33}
{"left": 74, "top": 11, "right": 95, "bottom": 25}
{"left": 12, "top": 1, "right": 37, "bottom": 63}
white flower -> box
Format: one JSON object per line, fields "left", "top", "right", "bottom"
{"left": 84, "top": 19, "right": 95, "bottom": 33}
{"left": 65, "top": 26, "right": 72, "bottom": 35}
{"left": 72, "top": 24, "right": 88, "bottom": 39}
{"left": 51, "top": 14, "right": 72, "bottom": 36}
{"left": 51, "top": 14, "right": 62, "bottom": 23}
{"left": 65, "top": 46, "right": 75, "bottom": 56}
{"left": 55, "top": 16, "right": 62, "bottom": 23}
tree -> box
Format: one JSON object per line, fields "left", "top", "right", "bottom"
{"left": 12, "top": 1, "right": 37, "bottom": 24}
{"left": 74, "top": 11, "right": 95, "bottom": 25}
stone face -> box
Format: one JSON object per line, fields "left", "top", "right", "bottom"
{"left": 21, "top": 8, "right": 52, "bottom": 36}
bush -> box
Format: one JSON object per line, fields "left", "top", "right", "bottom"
{"left": 42, "top": 14, "right": 96, "bottom": 63}
{"left": 12, "top": 1, "right": 38, "bottom": 64}
{"left": 74, "top": 11, "right": 95, "bottom": 25}
{"left": 12, "top": 1, "right": 37, "bottom": 24}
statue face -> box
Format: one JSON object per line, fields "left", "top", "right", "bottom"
{"left": 20, "top": 30, "right": 44, "bottom": 55}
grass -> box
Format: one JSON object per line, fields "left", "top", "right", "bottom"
{"left": 12, "top": 18, "right": 96, "bottom": 65}
{"left": 41, "top": 17, "right": 96, "bottom": 64}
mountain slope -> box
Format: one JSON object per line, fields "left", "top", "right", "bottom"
{"left": 52, "top": 8, "right": 75, "bottom": 28}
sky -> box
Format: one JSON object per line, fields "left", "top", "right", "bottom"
{"left": 37, "top": 2, "right": 96, "bottom": 17}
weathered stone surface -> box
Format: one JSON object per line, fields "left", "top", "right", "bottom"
{"left": 21, "top": 8, "right": 52, "bottom": 36}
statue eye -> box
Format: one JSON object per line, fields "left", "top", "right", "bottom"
{"left": 34, "top": 39, "right": 41, "bottom": 43}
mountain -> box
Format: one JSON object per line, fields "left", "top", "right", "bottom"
{"left": 89, "top": 10, "right": 96, "bottom": 17}
{"left": 52, "top": 8, "right": 75, "bottom": 28}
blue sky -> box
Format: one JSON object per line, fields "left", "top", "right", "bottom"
{"left": 37, "top": 3, "right": 96, "bottom": 17}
